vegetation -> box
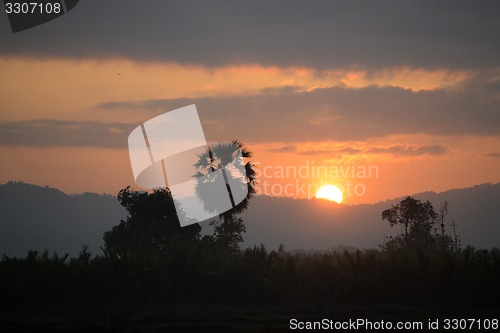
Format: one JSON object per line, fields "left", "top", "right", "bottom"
{"left": 0, "top": 243, "right": 498, "bottom": 321}
{"left": 381, "top": 197, "right": 459, "bottom": 253}
{"left": 194, "top": 140, "right": 257, "bottom": 251}
{"left": 103, "top": 187, "right": 202, "bottom": 259}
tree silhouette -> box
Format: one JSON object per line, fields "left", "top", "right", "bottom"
{"left": 193, "top": 140, "right": 256, "bottom": 251}
{"left": 382, "top": 196, "right": 438, "bottom": 251}
{"left": 436, "top": 201, "right": 456, "bottom": 251}
{"left": 103, "top": 186, "right": 201, "bottom": 259}
{"left": 381, "top": 197, "right": 462, "bottom": 253}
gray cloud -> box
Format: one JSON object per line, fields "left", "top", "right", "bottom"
{"left": 99, "top": 73, "right": 500, "bottom": 143}
{"left": 266, "top": 145, "right": 298, "bottom": 154}
{"left": 367, "top": 144, "right": 447, "bottom": 156}
{"left": 0, "top": 119, "right": 133, "bottom": 148}
{"left": 485, "top": 152, "right": 500, "bottom": 159}
{"left": 300, "top": 144, "right": 447, "bottom": 159}
{"left": 0, "top": 1, "right": 499, "bottom": 70}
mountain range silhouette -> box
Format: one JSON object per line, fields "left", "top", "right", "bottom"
{"left": 0, "top": 181, "right": 498, "bottom": 257}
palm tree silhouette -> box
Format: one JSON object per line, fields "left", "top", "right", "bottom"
{"left": 193, "top": 140, "right": 256, "bottom": 250}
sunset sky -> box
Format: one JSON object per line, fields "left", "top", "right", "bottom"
{"left": 1, "top": 1, "right": 499, "bottom": 204}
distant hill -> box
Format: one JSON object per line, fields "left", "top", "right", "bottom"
{"left": 0, "top": 182, "right": 498, "bottom": 257}
{"left": 0, "top": 182, "right": 126, "bottom": 257}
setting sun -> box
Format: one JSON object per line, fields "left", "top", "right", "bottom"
{"left": 316, "top": 184, "right": 343, "bottom": 204}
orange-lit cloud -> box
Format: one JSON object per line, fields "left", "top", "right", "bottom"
{"left": 0, "top": 57, "right": 472, "bottom": 124}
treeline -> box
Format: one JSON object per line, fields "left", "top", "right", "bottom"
{"left": 0, "top": 245, "right": 499, "bottom": 316}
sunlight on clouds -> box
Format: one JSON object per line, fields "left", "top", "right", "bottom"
{"left": 260, "top": 134, "right": 500, "bottom": 164}
{"left": 338, "top": 68, "right": 473, "bottom": 91}
{"left": 0, "top": 57, "right": 473, "bottom": 123}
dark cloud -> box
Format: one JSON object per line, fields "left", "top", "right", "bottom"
{"left": 266, "top": 145, "right": 298, "bottom": 153}
{"left": 299, "top": 147, "right": 360, "bottom": 157}
{"left": 485, "top": 152, "right": 500, "bottom": 159}
{"left": 367, "top": 144, "right": 447, "bottom": 156}
{"left": 98, "top": 73, "right": 500, "bottom": 143}
{"left": 0, "top": 119, "right": 133, "bottom": 148}
{"left": 0, "top": 1, "right": 499, "bottom": 70}
{"left": 300, "top": 144, "right": 447, "bottom": 159}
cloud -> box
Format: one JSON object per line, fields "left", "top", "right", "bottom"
{"left": 0, "top": 119, "right": 133, "bottom": 148}
{"left": 0, "top": 1, "right": 499, "bottom": 70}
{"left": 367, "top": 144, "right": 447, "bottom": 156}
{"left": 98, "top": 72, "right": 500, "bottom": 143}
{"left": 300, "top": 144, "right": 447, "bottom": 159}
{"left": 266, "top": 145, "right": 298, "bottom": 153}
{"left": 485, "top": 152, "right": 500, "bottom": 159}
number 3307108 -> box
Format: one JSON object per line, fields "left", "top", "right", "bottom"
{"left": 5, "top": 2, "right": 62, "bottom": 14}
